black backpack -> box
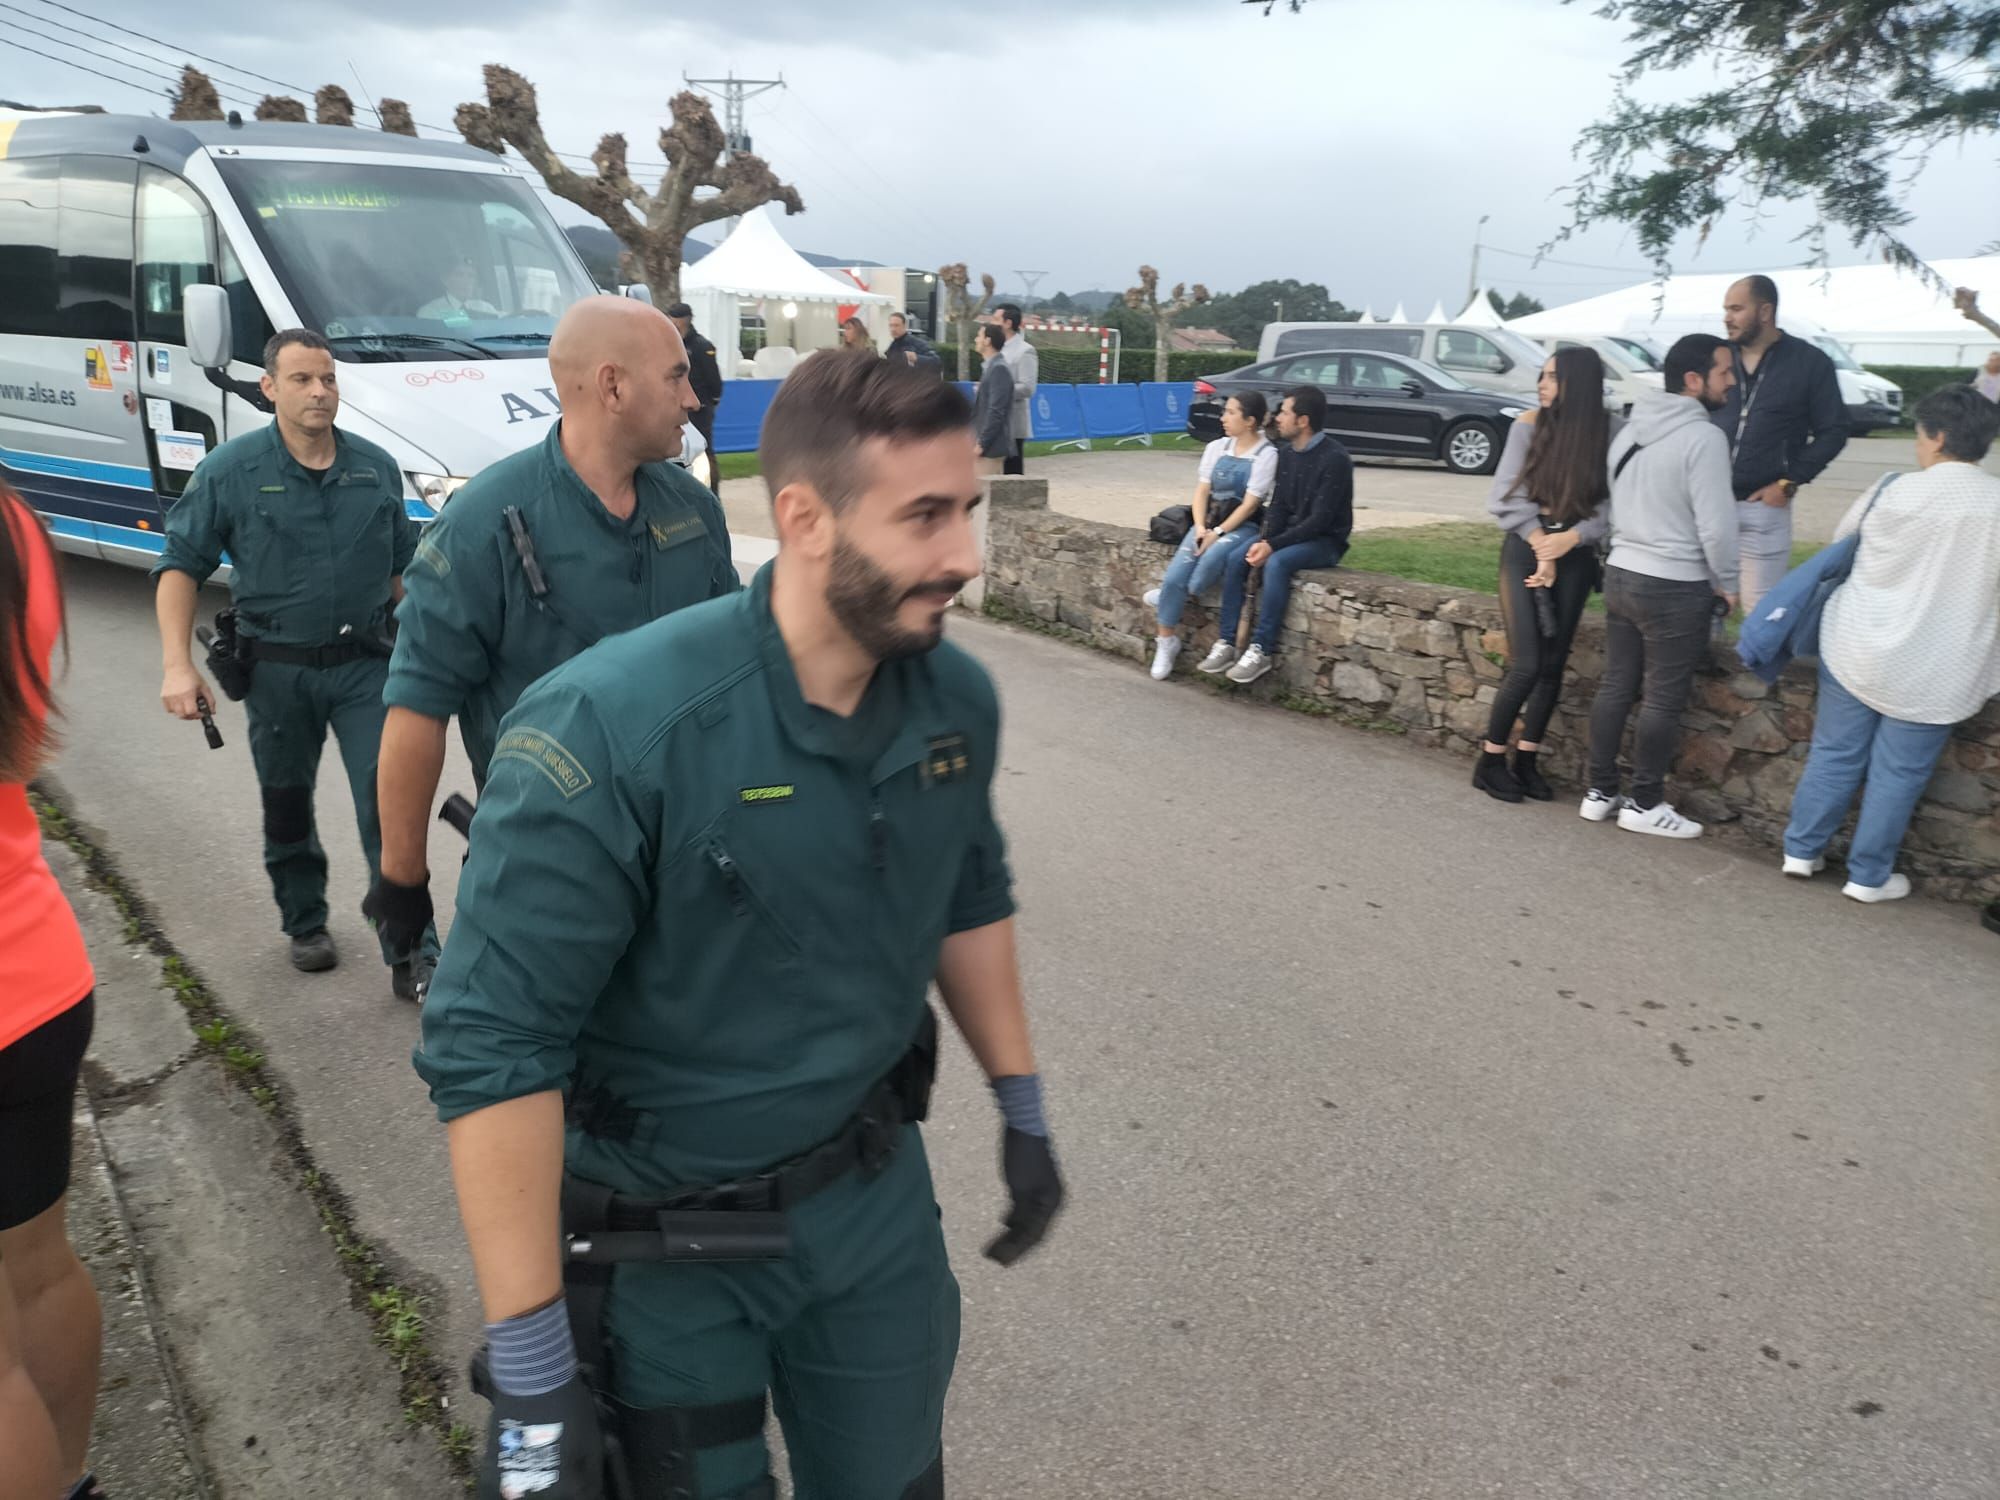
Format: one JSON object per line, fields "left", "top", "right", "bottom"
{"left": 1149, "top": 505, "right": 1194, "bottom": 546}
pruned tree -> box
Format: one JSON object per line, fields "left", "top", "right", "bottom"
{"left": 1955, "top": 286, "right": 2000, "bottom": 342}
{"left": 1125, "top": 266, "right": 1210, "bottom": 381}
{"left": 379, "top": 99, "right": 418, "bottom": 137}
{"left": 938, "top": 264, "right": 996, "bottom": 379}
{"left": 255, "top": 95, "right": 308, "bottom": 123}
{"left": 456, "top": 66, "right": 803, "bottom": 304}
{"left": 315, "top": 85, "right": 356, "bottom": 127}
{"left": 169, "top": 66, "right": 222, "bottom": 122}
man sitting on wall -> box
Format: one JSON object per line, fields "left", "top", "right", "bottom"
{"left": 1201, "top": 385, "right": 1354, "bottom": 685}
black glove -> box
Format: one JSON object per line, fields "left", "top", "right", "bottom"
{"left": 475, "top": 1364, "right": 605, "bottom": 1500}
{"left": 362, "top": 873, "right": 433, "bottom": 956}
{"left": 983, "top": 1127, "right": 1064, "bottom": 1266}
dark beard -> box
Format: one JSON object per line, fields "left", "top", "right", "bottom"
{"left": 827, "top": 533, "right": 967, "bottom": 663}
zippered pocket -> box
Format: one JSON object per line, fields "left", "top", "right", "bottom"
{"left": 704, "top": 833, "right": 804, "bottom": 956}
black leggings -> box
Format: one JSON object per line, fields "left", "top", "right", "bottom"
{"left": 0, "top": 992, "right": 95, "bottom": 1229}
{"left": 1485, "top": 531, "right": 1599, "bottom": 746}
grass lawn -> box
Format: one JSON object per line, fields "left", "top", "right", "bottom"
{"left": 1344, "top": 524, "right": 1819, "bottom": 606}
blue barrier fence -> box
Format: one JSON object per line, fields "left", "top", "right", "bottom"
{"left": 708, "top": 378, "right": 1195, "bottom": 453}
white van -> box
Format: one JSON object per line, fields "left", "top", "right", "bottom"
{"left": 0, "top": 109, "right": 703, "bottom": 569}
{"left": 1257, "top": 321, "right": 1550, "bottom": 398}
{"left": 1533, "top": 334, "right": 1659, "bottom": 415}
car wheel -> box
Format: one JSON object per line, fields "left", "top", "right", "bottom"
{"left": 1442, "top": 421, "right": 1500, "bottom": 475}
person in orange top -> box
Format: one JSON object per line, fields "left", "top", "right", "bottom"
{"left": 0, "top": 483, "right": 104, "bottom": 1500}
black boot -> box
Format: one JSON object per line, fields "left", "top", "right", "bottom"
{"left": 1983, "top": 901, "right": 2000, "bottom": 936}
{"left": 1511, "top": 749, "right": 1554, "bottom": 802}
{"left": 1472, "top": 749, "right": 1524, "bottom": 803}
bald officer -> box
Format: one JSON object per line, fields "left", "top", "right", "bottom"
{"left": 366, "top": 298, "right": 738, "bottom": 993}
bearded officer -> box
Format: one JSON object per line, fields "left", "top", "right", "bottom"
{"left": 415, "top": 352, "right": 1063, "bottom": 1499}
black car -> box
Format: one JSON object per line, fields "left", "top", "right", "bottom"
{"left": 1187, "top": 348, "right": 1532, "bottom": 475}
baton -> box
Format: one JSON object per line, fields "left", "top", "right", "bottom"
{"left": 195, "top": 694, "right": 223, "bottom": 750}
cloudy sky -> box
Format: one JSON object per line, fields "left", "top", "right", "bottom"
{"left": 5, "top": 0, "right": 1995, "bottom": 312}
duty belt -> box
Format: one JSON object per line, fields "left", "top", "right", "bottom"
{"left": 244, "top": 636, "right": 388, "bottom": 669}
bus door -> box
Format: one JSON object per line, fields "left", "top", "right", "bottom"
{"left": 0, "top": 154, "right": 153, "bottom": 559}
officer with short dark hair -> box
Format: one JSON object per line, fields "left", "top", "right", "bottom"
{"left": 156, "top": 327, "right": 439, "bottom": 995}
{"left": 665, "top": 301, "right": 725, "bottom": 490}
{"left": 416, "top": 352, "right": 1064, "bottom": 1500}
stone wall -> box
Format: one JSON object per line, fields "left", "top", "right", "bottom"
{"left": 980, "top": 477, "right": 2000, "bottom": 903}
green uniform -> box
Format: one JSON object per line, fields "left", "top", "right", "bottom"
{"left": 156, "top": 424, "right": 433, "bottom": 964}
{"left": 384, "top": 422, "right": 739, "bottom": 785}
{"left": 416, "top": 566, "right": 1015, "bottom": 1498}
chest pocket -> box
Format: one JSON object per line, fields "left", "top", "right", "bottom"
{"left": 645, "top": 505, "right": 719, "bottom": 617}
{"left": 655, "top": 802, "right": 808, "bottom": 1071}
{"left": 329, "top": 484, "right": 398, "bottom": 605}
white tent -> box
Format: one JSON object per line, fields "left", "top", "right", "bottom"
{"left": 680, "top": 207, "right": 893, "bottom": 373}
{"left": 1356, "top": 306, "right": 1376, "bottom": 324}
{"left": 1456, "top": 288, "right": 1506, "bottom": 328}
{"left": 1424, "top": 299, "right": 1449, "bottom": 324}
{"left": 1389, "top": 301, "right": 1409, "bottom": 323}
{"left": 1509, "top": 256, "right": 2000, "bottom": 367}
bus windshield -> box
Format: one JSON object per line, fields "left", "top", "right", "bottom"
{"left": 215, "top": 157, "right": 597, "bottom": 360}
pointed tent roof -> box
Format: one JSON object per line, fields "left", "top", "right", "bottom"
{"left": 1456, "top": 288, "right": 1506, "bottom": 327}
{"left": 680, "top": 206, "right": 892, "bottom": 304}
{"left": 1356, "top": 306, "right": 1375, "bottom": 324}
{"left": 1424, "top": 300, "right": 1449, "bottom": 324}
{"left": 1389, "top": 301, "right": 1408, "bottom": 323}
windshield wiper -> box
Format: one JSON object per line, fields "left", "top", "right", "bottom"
{"left": 467, "top": 332, "right": 554, "bottom": 345}
{"left": 324, "top": 332, "right": 496, "bottom": 360}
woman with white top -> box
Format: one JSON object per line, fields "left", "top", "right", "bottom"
{"left": 1146, "top": 392, "right": 1277, "bottom": 679}
{"left": 1783, "top": 385, "right": 2000, "bottom": 902}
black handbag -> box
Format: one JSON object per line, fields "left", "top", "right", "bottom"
{"left": 1149, "top": 505, "right": 1194, "bottom": 546}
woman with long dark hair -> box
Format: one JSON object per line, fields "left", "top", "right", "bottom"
{"left": 0, "top": 482, "right": 104, "bottom": 1499}
{"left": 1473, "top": 346, "right": 1613, "bottom": 802}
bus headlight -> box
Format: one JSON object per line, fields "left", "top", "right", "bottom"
{"left": 406, "top": 472, "right": 470, "bottom": 507}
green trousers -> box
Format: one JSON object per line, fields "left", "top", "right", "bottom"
{"left": 242, "top": 656, "right": 439, "bottom": 966}
{"left": 603, "top": 1127, "right": 959, "bottom": 1499}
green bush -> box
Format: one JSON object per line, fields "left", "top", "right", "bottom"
{"left": 1863, "top": 364, "right": 1979, "bottom": 422}
{"left": 931, "top": 345, "right": 1259, "bottom": 386}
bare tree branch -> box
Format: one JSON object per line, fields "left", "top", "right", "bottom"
{"left": 1126, "top": 265, "right": 1211, "bottom": 381}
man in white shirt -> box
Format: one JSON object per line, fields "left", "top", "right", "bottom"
{"left": 993, "top": 303, "right": 1037, "bottom": 475}
{"left": 1783, "top": 383, "right": 2000, "bottom": 903}
{"left": 418, "top": 258, "right": 500, "bottom": 324}
{"left": 1975, "top": 351, "right": 2000, "bottom": 403}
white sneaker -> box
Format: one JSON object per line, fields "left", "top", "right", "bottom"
{"left": 1617, "top": 801, "right": 1704, "bottom": 839}
{"left": 1579, "top": 790, "right": 1623, "bottom": 823}
{"left": 1225, "top": 644, "right": 1272, "bottom": 683}
{"left": 1143, "top": 587, "right": 1162, "bottom": 609}
{"left": 1148, "top": 636, "right": 1182, "bottom": 680}
{"left": 1842, "top": 873, "right": 1911, "bottom": 904}
{"left": 1782, "top": 854, "right": 1825, "bottom": 878}
{"left": 1196, "top": 642, "right": 1238, "bottom": 675}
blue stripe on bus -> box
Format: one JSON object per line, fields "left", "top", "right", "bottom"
{"left": 40, "top": 512, "right": 169, "bottom": 555}
{"left": 0, "top": 440, "right": 155, "bottom": 490}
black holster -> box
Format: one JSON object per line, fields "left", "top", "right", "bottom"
{"left": 201, "top": 609, "right": 255, "bottom": 700}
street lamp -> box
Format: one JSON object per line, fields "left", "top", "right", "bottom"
{"left": 1466, "top": 214, "right": 1490, "bottom": 308}
{"left": 1273, "top": 300, "right": 1283, "bottom": 324}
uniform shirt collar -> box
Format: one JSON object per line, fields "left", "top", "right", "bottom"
{"left": 748, "top": 562, "right": 927, "bottom": 777}
{"left": 541, "top": 420, "right": 669, "bottom": 534}
{"left": 264, "top": 421, "right": 350, "bottom": 485}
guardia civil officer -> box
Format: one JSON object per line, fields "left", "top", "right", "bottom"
{"left": 366, "top": 297, "right": 738, "bottom": 975}
{"left": 156, "top": 329, "right": 439, "bottom": 998}
{"left": 415, "top": 353, "right": 1064, "bottom": 1500}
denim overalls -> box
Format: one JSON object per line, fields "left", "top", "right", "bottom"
{"left": 1154, "top": 444, "right": 1262, "bottom": 628}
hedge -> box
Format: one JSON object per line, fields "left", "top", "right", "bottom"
{"left": 930, "top": 345, "right": 1260, "bottom": 385}
{"left": 1862, "top": 365, "right": 1979, "bottom": 421}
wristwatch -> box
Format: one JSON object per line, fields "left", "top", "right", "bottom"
{"left": 1778, "top": 479, "right": 1799, "bottom": 499}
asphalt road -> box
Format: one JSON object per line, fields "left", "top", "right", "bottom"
{"left": 47, "top": 554, "right": 2000, "bottom": 1499}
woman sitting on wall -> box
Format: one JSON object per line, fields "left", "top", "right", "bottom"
{"left": 1145, "top": 392, "right": 1276, "bottom": 680}
{"left": 1473, "top": 346, "right": 1613, "bottom": 802}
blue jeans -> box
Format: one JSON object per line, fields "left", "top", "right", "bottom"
{"left": 1155, "top": 527, "right": 1255, "bottom": 628}
{"left": 1784, "top": 663, "right": 1955, "bottom": 888}
{"left": 1219, "top": 538, "right": 1344, "bottom": 653}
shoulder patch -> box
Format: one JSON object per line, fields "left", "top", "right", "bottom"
{"left": 411, "top": 531, "right": 452, "bottom": 578}
{"left": 492, "top": 727, "right": 594, "bottom": 798}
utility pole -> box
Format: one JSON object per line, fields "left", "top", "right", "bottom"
{"left": 1466, "top": 213, "right": 1490, "bottom": 309}
{"left": 1273, "top": 300, "right": 1283, "bottom": 324}
{"left": 683, "top": 71, "right": 786, "bottom": 163}
{"left": 1012, "top": 271, "right": 1049, "bottom": 307}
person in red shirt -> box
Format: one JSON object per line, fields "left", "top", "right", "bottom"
{"left": 0, "top": 483, "right": 104, "bottom": 1500}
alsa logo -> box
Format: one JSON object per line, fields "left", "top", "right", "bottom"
{"left": 500, "top": 388, "right": 564, "bottom": 425}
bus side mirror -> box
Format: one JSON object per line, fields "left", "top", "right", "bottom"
{"left": 185, "top": 285, "right": 233, "bottom": 370}
{"left": 622, "top": 284, "right": 655, "bottom": 306}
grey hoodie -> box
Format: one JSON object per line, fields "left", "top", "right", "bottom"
{"left": 1605, "top": 389, "right": 1741, "bottom": 594}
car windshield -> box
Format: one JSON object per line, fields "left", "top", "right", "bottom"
{"left": 1609, "top": 336, "right": 1664, "bottom": 371}
{"left": 1811, "top": 335, "right": 1863, "bottom": 371}
{"left": 216, "top": 157, "right": 597, "bottom": 361}
{"left": 1488, "top": 327, "right": 1551, "bottom": 371}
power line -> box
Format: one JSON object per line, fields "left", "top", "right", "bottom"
{"left": 1, "top": 17, "right": 246, "bottom": 100}
{"left": 0, "top": 31, "right": 166, "bottom": 97}
{"left": 16, "top": 0, "right": 311, "bottom": 93}
{"left": 0, "top": 24, "right": 271, "bottom": 112}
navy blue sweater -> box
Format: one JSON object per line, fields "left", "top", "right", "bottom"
{"left": 1710, "top": 333, "right": 1848, "bottom": 500}
{"left": 1262, "top": 433, "right": 1355, "bottom": 555}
